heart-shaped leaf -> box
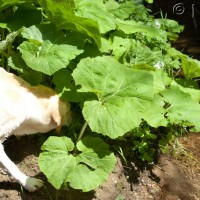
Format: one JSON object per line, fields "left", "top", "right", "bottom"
{"left": 72, "top": 56, "right": 154, "bottom": 138}
{"left": 39, "top": 136, "right": 116, "bottom": 192}
{"left": 18, "top": 25, "right": 83, "bottom": 75}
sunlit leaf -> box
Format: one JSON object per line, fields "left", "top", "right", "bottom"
{"left": 38, "top": 0, "right": 101, "bottom": 47}
{"left": 74, "top": 0, "right": 116, "bottom": 33}
{"left": 72, "top": 56, "right": 154, "bottom": 138}
{"left": 163, "top": 86, "right": 200, "bottom": 131}
{"left": 39, "top": 136, "right": 116, "bottom": 192}
{"left": 19, "top": 25, "right": 83, "bottom": 75}
{"left": 182, "top": 56, "right": 200, "bottom": 79}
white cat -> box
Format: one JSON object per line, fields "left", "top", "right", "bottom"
{"left": 0, "top": 68, "right": 72, "bottom": 192}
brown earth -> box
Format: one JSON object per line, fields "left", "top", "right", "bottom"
{"left": 0, "top": 132, "right": 199, "bottom": 200}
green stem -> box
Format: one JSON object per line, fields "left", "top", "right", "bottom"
{"left": 77, "top": 121, "right": 88, "bottom": 143}
{"left": 73, "top": 121, "right": 88, "bottom": 155}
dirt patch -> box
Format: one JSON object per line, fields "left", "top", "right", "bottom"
{"left": 0, "top": 133, "right": 199, "bottom": 200}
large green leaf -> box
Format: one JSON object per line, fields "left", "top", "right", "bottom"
{"left": 104, "top": 0, "right": 136, "bottom": 20}
{"left": 141, "top": 71, "right": 171, "bottom": 127}
{"left": 99, "top": 37, "right": 112, "bottom": 53}
{"left": 39, "top": 136, "right": 116, "bottom": 192}
{"left": 72, "top": 56, "right": 154, "bottom": 138}
{"left": 116, "top": 19, "right": 167, "bottom": 39}
{"left": 39, "top": 137, "right": 76, "bottom": 190}
{"left": 182, "top": 56, "right": 200, "bottom": 79}
{"left": 143, "top": 85, "right": 200, "bottom": 129}
{"left": 74, "top": 0, "right": 116, "bottom": 34}
{"left": 142, "top": 95, "right": 168, "bottom": 127}
{"left": 151, "top": 70, "right": 171, "bottom": 93}
{"left": 155, "top": 18, "right": 184, "bottom": 34}
{"left": 171, "top": 80, "right": 200, "bottom": 103}
{"left": 111, "top": 36, "right": 162, "bottom": 67}
{"left": 18, "top": 25, "right": 83, "bottom": 75}
{"left": 1, "top": 3, "right": 42, "bottom": 31}
{"left": 38, "top": 0, "right": 101, "bottom": 47}
{"left": 163, "top": 86, "right": 200, "bottom": 131}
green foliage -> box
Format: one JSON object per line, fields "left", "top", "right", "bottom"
{"left": 163, "top": 86, "right": 200, "bottom": 130}
{"left": 39, "top": 136, "right": 116, "bottom": 192}
{"left": 0, "top": 0, "right": 34, "bottom": 11}
{"left": 38, "top": 0, "right": 101, "bottom": 47}
{"left": 72, "top": 56, "right": 154, "bottom": 138}
{"left": 0, "top": 30, "right": 21, "bottom": 51}
{"left": 144, "top": 85, "right": 200, "bottom": 130}
{"left": 19, "top": 24, "right": 83, "bottom": 75}
{"left": 74, "top": 0, "right": 116, "bottom": 34}
{"left": 182, "top": 56, "right": 200, "bottom": 79}
{"left": 1, "top": 0, "right": 200, "bottom": 193}
{"left": 1, "top": 3, "right": 42, "bottom": 31}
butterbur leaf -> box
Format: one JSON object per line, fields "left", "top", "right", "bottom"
{"left": 182, "top": 56, "right": 200, "bottom": 79}
{"left": 99, "top": 37, "right": 112, "bottom": 53}
{"left": 39, "top": 136, "right": 116, "bottom": 192}
{"left": 143, "top": 70, "right": 172, "bottom": 127}
{"left": 74, "top": 0, "right": 116, "bottom": 34}
{"left": 21, "top": 24, "right": 86, "bottom": 47}
{"left": 38, "top": 0, "right": 101, "bottom": 47}
{"left": 72, "top": 56, "right": 154, "bottom": 138}
{"left": 2, "top": 3, "right": 42, "bottom": 31}
{"left": 142, "top": 95, "right": 168, "bottom": 127}
{"left": 104, "top": 0, "right": 135, "bottom": 20}
{"left": 171, "top": 80, "right": 200, "bottom": 102}
{"left": 18, "top": 41, "right": 82, "bottom": 75}
{"left": 163, "top": 86, "right": 200, "bottom": 131}
{"left": 70, "top": 137, "right": 116, "bottom": 191}
{"left": 116, "top": 19, "right": 167, "bottom": 39}
{"left": 155, "top": 19, "right": 184, "bottom": 34}
{"left": 143, "top": 84, "right": 200, "bottom": 129}
{"left": 111, "top": 36, "right": 162, "bottom": 66}
{"left": 39, "top": 137, "right": 75, "bottom": 189}
{"left": 151, "top": 70, "right": 171, "bottom": 93}
{"left": 19, "top": 25, "right": 83, "bottom": 75}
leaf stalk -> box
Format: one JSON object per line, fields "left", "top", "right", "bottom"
{"left": 77, "top": 121, "right": 88, "bottom": 143}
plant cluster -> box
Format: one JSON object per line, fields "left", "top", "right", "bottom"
{"left": 1, "top": 0, "right": 200, "bottom": 192}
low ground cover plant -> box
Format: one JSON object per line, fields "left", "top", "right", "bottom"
{"left": 1, "top": 0, "right": 200, "bottom": 192}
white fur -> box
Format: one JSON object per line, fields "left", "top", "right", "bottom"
{"left": 0, "top": 68, "right": 72, "bottom": 192}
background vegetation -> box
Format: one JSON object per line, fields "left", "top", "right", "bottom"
{"left": 1, "top": 0, "right": 200, "bottom": 192}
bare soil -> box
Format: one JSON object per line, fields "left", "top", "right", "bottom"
{"left": 0, "top": 132, "right": 199, "bottom": 200}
